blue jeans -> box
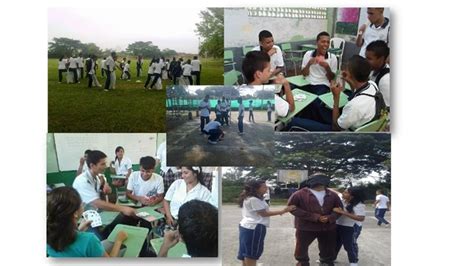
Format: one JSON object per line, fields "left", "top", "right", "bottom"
{"left": 207, "top": 129, "right": 221, "bottom": 141}
{"left": 238, "top": 116, "right": 243, "bottom": 133}
{"left": 267, "top": 111, "right": 272, "bottom": 121}
{"left": 353, "top": 224, "right": 362, "bottom": 260}
{"left": 335, "top": 225, "right": 358, "bottom": 263}
{"left": 375, "top": 208, "right": 389, "bottom": 225}
{"left": 287, "top": 117, "right": 332, "bottom": 131}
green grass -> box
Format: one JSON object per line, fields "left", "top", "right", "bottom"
{"left": 48, "top": 58, "right": 223, "bottom": 132}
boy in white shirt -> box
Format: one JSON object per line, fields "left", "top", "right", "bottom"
{"left": 374, "top": 189, "right": 390, "bottom": 227}
{"left": 58, "top": 56, "right": 68, "bottom": 83}
{"left": 182, "top": 59, "right": 193, "bottom": 85}
{"left": 104, "top": 52, "right": 117, "bottom": 91}
{"left": 126, "top": 156, "right": 164, "bottom": 206}
{"left": 365, "top": 40, "right": 390, "bottom": 109}
{"left": 357, "top": 8, "right": 390, "bottom": 58}
{"left": 203, "top": 120, "right": 224, "bottom": 145}
{"left": 248, "top": 100, "right": 255, "bottom": 123}
{"left": 191, "top": 56, "right": 201, "bottom": 85}
{"left": 198, "top": 95, "right": 211, "bottom": 134}
{"left": 68, "top": 55, "right": 78, "bottom": 84}
{"left": 251, "top": 30, "right": 285, "bottom": 76}
{"left": 122, "top": 60, "right": 131, "bottom": 80}
{"left": 237, "top": 97, "right": 244, "bottom": 135}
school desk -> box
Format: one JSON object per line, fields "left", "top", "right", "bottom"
{"left": 300, "top": 44, "right": 317, "bottom": 51}
{"left": 150, "top": 238, "right": 188, "bottom": 258}
{"left": 277, "top": 89, "right": 317, "bottom": 124}
{"left": 136, "top": 205, "right": 165, "bottom": 221}
{"left": 107, "top": 224, "right": 149, "bottom": 257}
{"left": 117, "top": 198, "right": 142, "bottom": 207}
{"left": 319, "top": 91, "right": 349, "bottom": 109}
{"left": 110, "top": 175, "right": 127, "bottom": 179}
{"left": 99, "top": 211, "right": 120, "bottom": 225}
{"left": 286, "top": 75, "right": 310, "bottom": 88}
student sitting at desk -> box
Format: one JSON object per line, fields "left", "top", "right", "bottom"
{"left": 158, "top": 199, "right": 218, "bottom": 257}
{"left": 242, "top": 51, "right": 272, "bottom": 85}
{"left": 365, "top": 40, "right": 390, "bottom": 110}
{"left": 110, "top": 146, "right": 132, "bottom": 187}
{"left": 47, "top": 187, "right": 128, "bottom": 257}
{"left": 126, "top": 156, "right": 164, "bottom": 206}
{"left": 72, "top": 150, "right": 137, "bottom": 239}
{"left": 163, "top": 166, "right": 212, "bottom": 227}
{"left": 251, "top": 30, "right": 285, "bottom": 77}
{"left": 301, "top": 31, "right": 337, "bottom": 96}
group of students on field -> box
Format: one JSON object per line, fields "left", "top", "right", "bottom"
{"left": 237, "top": 174, "right": 390, "bottom": 266}
{"left": 47, "top": 147, "right": 217, "bottom": 257}
{"left": 57, "top": 52, "right": 201, "bottom": 91}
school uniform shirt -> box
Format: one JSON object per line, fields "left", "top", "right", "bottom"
{"left": 267, "top": 103, "right": 272, "bottom": 112}
{"left": 275, "top": 96, "right": 289, "bottom": 117}
{"left": 112, "top": 157, "right": 132, "bottom": 176}
{"left": 337, "top": 81, "right": 378, "bottom": 130}
{"left": 376, "top": 194, "right": 390, "bottom": 209}
{"left": 77, "top": 57, "right": 84, "bottom": 68}
{"left": 369, "top": 64, "right": 390, "bottom": 107}
{"left": 203, "top": 121, "right": 221, "bottom": 133}
{"left": 182, "top": 64, "right": 192, "bottom": 76}
{"left": 101, "top": 60, "right": 106, "bottom": 69}
{"left": 238, "top": 104, "right": 244, "bottom": 117}
{"left": 154, "top": 61, "right": 163, "bottom": 74}
{"left": 240, "top": 196, "right": 270, "bottom": 229}
{"left": 301, "top": 51, "right": 338, "bottom": 87}
{"left": 191, "top": 59, "right": 200, "bottom": 71}
{"left": 164, "top": 179, "right": 212, "bottom": 219}
{"left": 248, "top": 103, "right": 253, "bottom": 111}
{"left": 105, "top": 56, "right": 115, "bottom": 72}
{"left": 68, "top": 57, "right": 77, "bottom": 69}
{"left": 47, "top": 231, "right": 105, "bottom": 257}
{"left": 123, "top": 63, "right": 130, "bottom": 72}
{"left": 359, "top": 17, "right": 390, "bottom": 57}
{"left": 58, "top": 59, "right": 67, "bottom": 70}
{"left": 252, "top": 45, "right": 285, "bottom": 70}
{"left": 126, "top": 171, "right": 164, "bottom": 197}
{"left": 215, "top": 103, "right": 222, "bottom": 116}
{"left": 147, "top": 63, "right": 155, "bottom": 74}
{"left": 336, "top": 202, "right": 366, "bottom": 227}
{"left": 81, "top": 163, "right": 89, "bottom": 173}
{"left": 199, "top": 100, "right": 210, "bottom": 117}
{"left": 72, "top": 170, "right": 102, "bottom": 204}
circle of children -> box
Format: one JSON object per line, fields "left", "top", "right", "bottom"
{"left": 57, "top": 52, "right": 202, "bottom": 91}
{"left": 237, "top": 174, "right": 390, "bottom": 266}
{"left": 241, "top": 8, "right": 390, "bottom": 132}
{"left": 198, "top": 95, "right": 273, "bottom": 144}
{"left": 47, "top": 147, "right": 218, "bottom": 258}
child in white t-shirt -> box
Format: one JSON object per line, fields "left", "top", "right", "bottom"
{"left": 122, "top": 60, "right": 131, "bottom": 80}
{"left": 332, "top": 187, "right": 366, "bottom": 266}
{"left": 237, "top": 179, "right": 295, "bottom": 265}
{"left": 126, "top": 156, "right": 164, "bottom": 206}
{"left": 182, "top": 59, "right": 193, "bottom": 85}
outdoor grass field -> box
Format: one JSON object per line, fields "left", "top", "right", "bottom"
{"left": 48, "top": 58, "right": 223, "bottom": 132}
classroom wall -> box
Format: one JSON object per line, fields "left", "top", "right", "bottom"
{"left": 225, "top": 8, "right": 328, "bottom": 48}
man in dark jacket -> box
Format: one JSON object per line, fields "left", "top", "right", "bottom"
{"left": 288, "top": 174, "right": 343, "bottom": 266}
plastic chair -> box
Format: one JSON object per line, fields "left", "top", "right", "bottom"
{"left": 354, "top": 114, "right": 388, "bottom": 132}
{"left": 224, "top": 50, "right": 236, "bottom": 70}
{"left": 329, "top": 37, "right": 345, "bottom": 71}
{"left": 242, "top": 46, "right": 253, "bottom": 57}
{"left": 224, "top": 70, "right": 241, "bottom": 85}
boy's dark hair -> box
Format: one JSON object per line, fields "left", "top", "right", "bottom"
{"left": 345, "top": 55, "right": 371, "bottom": 82}
{"left": 84, "top": 149, "right": 92, "bottom": 156}
{"left": 366, "top": 40, "right": 390, "bottom": 59}
{"left": 316, "top": 31, "right": 330, "bottom": 41}
{"left": 139, "top": 156, "right": 156, "bottom": 170}
{"left": 242, "top": 51, "right": 270, "bottom": 83}
{"left": 86, "top": 150, "right": 107, "bottom": 168}
{"left": 193, "top": 55, "right": 198, "bottom": 59}
{"left": 127, "top": 60, "right": 131, "bottom": 64}
{"left": 178, "top": 200, "right": 218, "bottom": 257}
{"left": 258, "top": 30, "right": 273, "bottom": 41}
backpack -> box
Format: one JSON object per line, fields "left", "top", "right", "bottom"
{"left": 374, "top": 67, "right": 390, "bottom": 87}
{"left": 354, "top": 81, "right": 387, "bottom": 122}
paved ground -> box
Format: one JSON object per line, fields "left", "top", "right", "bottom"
{"left": 222, "top": 204, "right": 391, "bottom": 266}
{"left": 167, "top": 111, "right": 274, "bottom": 166}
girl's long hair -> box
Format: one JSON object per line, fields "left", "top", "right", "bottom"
{"left": 346, "top": 186, "right": 366, "bottom": 213}
{"left": 114, "top": 146, "right": 124, "bottom": 162}
{"left": 47, "top": 187, "right": 82, "bottom": 251}
{"left": 238, "top": 179, "right": 265, "bottom": 207}
{"left": 181, "top": 166, "right": 205, "bottom": 186}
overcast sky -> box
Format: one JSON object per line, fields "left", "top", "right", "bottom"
{"left": 48, "top": 8, "right": 204, "bottom": 54}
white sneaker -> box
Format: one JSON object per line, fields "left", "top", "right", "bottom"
{"left": 384, "top": 223, "right": 390, "bottom": 228}
{"left": 208, "top": 140, "right": 217, "bottom": 145}
{"left": 350, "top": 263, "right": 358, "bottom": 266}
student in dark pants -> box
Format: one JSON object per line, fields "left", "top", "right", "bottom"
{"left": 101, "top": 57, "right": 106, "bottom": 77}
{"left": 104, "top": 52, "right": 117, "bottom": 91}
{"left": 86, "top": 55, "right": 94, "bottom": 88}
{"left": 191, "top": 55, "right": 201, "bottom": 85}
{"left": 266, "top": 101, "right": 272, "bottom": 122}
{"left": 144, "top": 58, "right": 156, "bottom": 89}
{"left": 68, "top": 55, "right": 78, "bottom": 84}
{"left": 136, "top": 55, "right": 143, "bottom": 77}
{"left": 58, "top": 56, "right": 67, "bottom": 83}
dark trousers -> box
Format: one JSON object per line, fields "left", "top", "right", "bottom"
{"left": 137, "top": 67, "right": 141, "bottom": 77}
{"left": 144, "top": 74, "right": 153, "bottom": 88}
{"left": 335, "top": 225, "right": 358, "bottom": 263}
{"left": 69, "top": 68, "right": 78, "bottom": 83}
{"left": 87, "top": 73, "right": 93, "bottom": 88}
{"left": 216, "top": 114, "right": 222, "bottom": 124}
{"left": 79, "top": 67, "right": 84, "bottom": 79}
{"left": 267, "top": 111, "right": 272, "bottom": 121}
{"left": 200, "top": 116, "right": 210, "bottom": 132}
{"left": 173, "top": 75, "right": 180, "bottom": 85}
{"left": 58, "top": 69, "right": 66, "bottom": 82}
{"left": 124, "top": 71, "right": 131, "bottom": 80}
{"left": 249, "top": 110, "right": 255, "bottom": 122}
{"left": 294, "top": 229, "right": 337, "bottom": 266}
{"left": 207, "top": 129, "right": 221, "bottom": 141}
{"left": 375, "top": 208, "right": 389, "bottom": 225}
{"left": 191, "top": 70, "right": 200, "bottom": 85}
{"left": 104, "top": 70, "right": 112, "bottom": 90}
{"left": 353, "top": 224, "right": 362, "bottom": 259}
{"left": 238, "top": 116, "right": 243, "bottom": 133}
{"left": 150, "top": 73, "right": 161, "bottom": 88}
{"left": 184, "top": 75, "right": 193, "bottom": 85}
{"left": 101, "top": 68, "right": 106, "bottom": 77}
{"left": 222, "top": 111, "right": 229, "bottom": 125}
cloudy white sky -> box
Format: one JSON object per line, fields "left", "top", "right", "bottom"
{"left": 48, "top": 8, "right": 204, "bottom": 53}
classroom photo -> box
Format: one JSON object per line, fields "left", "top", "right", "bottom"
{"left": 222, "top": 132, "right": 391, "bottom": 266}
{"left": 46, "top": 133, "right": 219, "bottom": 258}
{"left": 224, "top": 7, "right": 390, "bottom": 132}
{"left": 48, "top": 7, "right": 224, "bottom": 132}
{"left": 165, "top": 85, "right": 274, "bottom": 166}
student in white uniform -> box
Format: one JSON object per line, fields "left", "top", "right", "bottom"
{"left": 144, "top": 58, "right": 156, "bottom": 89}
{"left": 242, "top": 51, "right": 272, "bottom": 85}
{"left": 191, "top": 56, "right": 201, "bottom": 85}
{"left": 85, "top": 55, "right": 101, "bottom": 88}
{"left": 220, "top": 97, "right": 229, "bottom": 126}
{"left": 72, "top": 150, "right": 136, "bottom": 239}
{"left": 248, "top": 100, "right": 255, "bottom": 123}
{"left": 182, "top": 59, "right": 193, "bottom": 85}
{"left": 104, "top": 52, "right": 117, "bottom": 91}
{"left": 126, "top": 156, "right": 164, "bottom": 206}
{"left": 68, "top": 55, "right": 78, "bottom": 84}
{"left": 365, "top": 40, "right": 390, "bottom": 109}
{"left": 252, "top": 30, "right": 285, "bottom": 76}
{"left": 332, "top": 187, "right": 366, "bottom": 266}
{"left": 122, "top": 60, "right": 131, "bottom": 80}
{"left": 237, "top": 179, "right": 295, "bottom": 265}
{"left": 110, "top": 146, "right": 132, "bottom": 187}
{"left": 198, "top": 95, "right": 211, "bottom": 134}
{"left": 237, "top": 97, "right": 244, "bottom": 135}
{"left": 76, "top": 149, "right": 92, "bottom": 177}
{"left": 136, "top": 55, "right": 143, "bottom": 78}
{"left": 374, "top": 189, "right": 390, "bottom": 226}
{"left": 163, "top": 166, "right": 213, "bottom": 226}
{"left": 100, "top": 57, "right": 106, "bottom": 77}
{"left": 203, "top": 120, "right": 224, "bottom": 145}
{"left": 266, "top": 100, "right": 272, "bottom": 122}
{"left": 77, "top": 53, "right": 84, "bottom": 79}
{"left": 357, "top": 8, "right": 390, "bottom": 58}
{"left": 150, "top": 58, "right": 164, "bottom": 90}
{"left": 58, "top": 56, "right": 68, "bottom": 83}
